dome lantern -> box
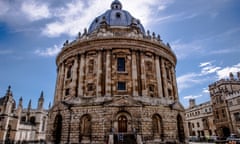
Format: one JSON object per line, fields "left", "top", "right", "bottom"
{"left": 111, "top": 0, "right": 122, "bottom": 10}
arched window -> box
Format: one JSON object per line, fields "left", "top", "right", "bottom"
{"left": 30, "top": 116, "right": 36, "bottom": 125}
{"left": 152, "top": 114, "right": 164, "bottom": 139}
{"left": 53, "top": 114, "right": 62, "bottom": 144}
{"left": 80, "top": 115, "right": 91, "bottom": 136}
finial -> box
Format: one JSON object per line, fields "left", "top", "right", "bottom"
{"left": 28, "top": 99, "right": 32, "bottom": 110}
{"left": 78, "top": 32, "right": 81, "bottom": 38}
{"left": 152, "top": 32, "right": 156, "bottom": 39}
{"left": 48, "top": 102, "right": 52, "bottom": 109}
{"left": 167, "top": 43, "right": 171, "bottom": 48}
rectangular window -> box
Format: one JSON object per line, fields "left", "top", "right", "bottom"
{"left": 197, "top": 122, "right": 200, "bottom": 127}
{"left": 87, "top": 83, "right": 94, "bottom": 91}
{"left": 65, "top": 88, "right": 70, "bottom": 96}
{"left": 234, "top": 112, "right": 240, "bottom": 122}
{"left": 117, "top": 82, "right": 126, "bottom": 91}
{"left": 117, "top": 57, "right": 125, "bottom": 72}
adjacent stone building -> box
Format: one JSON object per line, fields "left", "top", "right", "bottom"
{"left": 185, "top": 72, "right": 240, "bottom": 139}
{"left": 209, "top": 72, "right": 240, "bottom": 138}
{"left": 46, "top": 0, "right": 186, "bottom": 143}
{"left": 185, "top": 99, "right": 216, "bottom": 137}
{"left": 0, "top": 86, "right": 48, "bottom": 143}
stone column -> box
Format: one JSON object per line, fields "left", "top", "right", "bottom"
{"left": 78, "top": 54, "right": 85, "bottom": 97}
{"left": 96, "top": 50, "right": 102, "bottom": 97}
{"left": 62, "top": 63, "right": 67, "bottom": 98}
{"left": 71, "top": 56, "right": 79, "bottom": 97}
{"left": 140, "top": 52, "right": 147, "bottom": 96}
{"left": 105, "top": 50, "right": 111, "bottom": 96}
{"left": 54, "top": 64, "right": 61, "bottom": 104}
{"left": 171, "top": 66, "right": 178, "bottom": 100}
{"left": 57, "top": 63, "right": 65, "bottom": 102}
{"left": 161, "top": 58, "right": 168, "bottom": 98}
{"left": 132, "top": 50, "right": 139, "bottom": 96}
{"left": 155, "top": 56, "right": 163, "bottom": 98}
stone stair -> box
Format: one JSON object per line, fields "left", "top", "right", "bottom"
{"left": 114, "top": 133, "right": 137, "bottom": 144}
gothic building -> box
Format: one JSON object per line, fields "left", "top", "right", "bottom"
{"left": 209, "top": 72, "right": 240, "bottom": 138}
{"left": 0, "top": 86, "right": 48, "bottom": 143}
{"left": 46, "top": 0, "right": 186, "bottom": 143}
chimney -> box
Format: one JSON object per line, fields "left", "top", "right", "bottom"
{"left": 229, "top": 72, "right": 234, "bottom": 80}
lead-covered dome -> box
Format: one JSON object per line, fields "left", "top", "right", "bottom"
{"left": 88, "top": 0, "right": 145, "bottom": 34}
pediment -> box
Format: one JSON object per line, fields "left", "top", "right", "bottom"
{"left": 104, "top": 96, "right": 143, "bottom": 107}
{"left": 171, "top": 101, "right": 185, "bottom": 111}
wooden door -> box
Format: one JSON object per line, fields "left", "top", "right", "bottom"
{"left": 118, "top": 115, "right": 127, "bottom": 132}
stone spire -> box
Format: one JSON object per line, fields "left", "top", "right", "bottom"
{"left": 27, "top": 99, "right": 32, "bottom": 112}
{"left": 48, "top": 102, "right": 51, "bottom": 109}
{"left": 38, "top": 91, "right": 44, "bottom": 110}
{"left": 18, "top": 97, "right": 23, "bottom": 108}
{"left": 5, "top": 85, "right": 13, "bottom": 97}
{"left": 17, "top": 97, "right": 23, "bottom": 116}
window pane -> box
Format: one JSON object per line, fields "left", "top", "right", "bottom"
{"left": 118, "top": 82, "right": 126, "bottom": 90}
{"left": 117, "top": 58, "right": 125, "bottom": 71}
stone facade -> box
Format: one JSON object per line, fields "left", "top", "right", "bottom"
{"left": 185, "top": 99, "right": 216, "bottom": 137}
{"left": 225, "top": 89, "right": 240, "bottom": 136}
{"left": 0, "top": 86, "right": 48, "bottom": 143}
{"left": 209, "top": 72, "right": 240, "bottom": 138}
{"left": 46, "top": 1, "right": 186, "bottom": 144}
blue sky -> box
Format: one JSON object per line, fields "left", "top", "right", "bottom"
{"left": 0, "top": 0, "right": 240, "bottom": 109}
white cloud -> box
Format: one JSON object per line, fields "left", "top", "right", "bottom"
{"left": 183, "top": 95, "right": 202, "bottom": 100}
{"left": 202, "top": 87, "right": 209, "bottom": 94}
{"left": 216, "top": 63, "right": 240, "bottom": 79}
{"left": 199, "top": 61, "right": 212, "bottom": 67}
{"left": 42, "top": 0, "right": 175, "bottom": 37}
{"left": 35, "top": 45, "right": 62, "bottom": 57}
{"left": 200, "top": 64, "right": 221, "bottom": 75}
{"left": 178, "top": 61, "right": 240, "bottom": 93}
{"left": 21, "top": 0, "right": 51, "bottom": 21}
{"left": 171, "top": 40, "right": 203, "bottom": 59}
{"left": 177, "top": 73, "right": 207, "bottom": 92}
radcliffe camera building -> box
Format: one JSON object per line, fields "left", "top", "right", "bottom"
{"left": 46, "top": 0, "right": 186, "bottom": 144}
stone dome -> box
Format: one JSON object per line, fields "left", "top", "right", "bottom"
{"left": 88, "top": 0, "right": 145, "bottom": 34}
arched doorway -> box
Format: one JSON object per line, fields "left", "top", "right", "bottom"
{"left": 53, "top": 114, "right": 62, "bottom": 144}
{"left": 177, "top": 114, "right": 185, "bottom": 143}
{"left": 118, "top": 115, "right": 127, "bottom": 132}
{"left": 222, "top": 127, "right": 230, "bottom": 138}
